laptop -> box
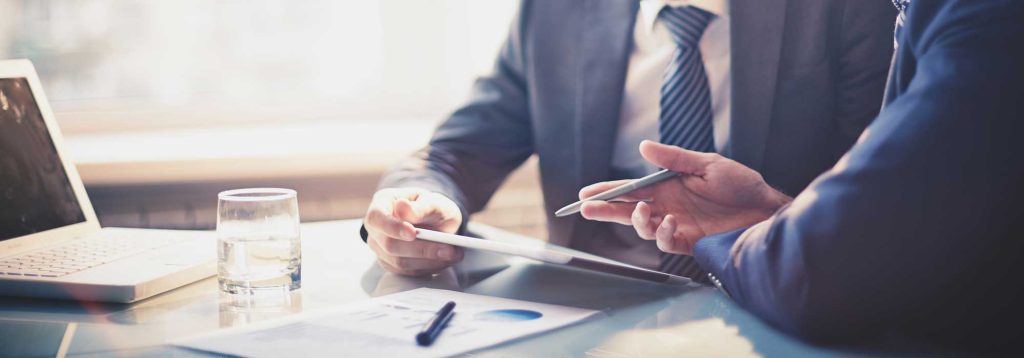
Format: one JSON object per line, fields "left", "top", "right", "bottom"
{"left": 0, "top": 59, "right": 215, "bottom": 303}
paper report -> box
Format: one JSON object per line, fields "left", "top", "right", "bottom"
{"left": 175, "top": 288, "right": 599, "bottom": 357}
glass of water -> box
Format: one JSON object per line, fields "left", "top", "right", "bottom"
{"left": 217, "top": 188, "right": 301, "bottom": 295}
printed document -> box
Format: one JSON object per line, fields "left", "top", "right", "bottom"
{"left": 174, "top": 288, "right": 599, "bottom": 357}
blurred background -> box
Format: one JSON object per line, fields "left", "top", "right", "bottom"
{"left": 0, "top": 0, "right": 545, "bottom": 238}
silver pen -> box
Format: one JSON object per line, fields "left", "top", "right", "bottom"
{"left": 555, "top": 169, "right": 679, "bottom": 217}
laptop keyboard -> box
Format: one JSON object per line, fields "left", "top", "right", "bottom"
{"left": 0, "top": 233, "right": 179, "bottom": 278}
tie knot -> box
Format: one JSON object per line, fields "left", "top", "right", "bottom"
{"left": 660, "top": 6, "right": 716, "bottom": 48}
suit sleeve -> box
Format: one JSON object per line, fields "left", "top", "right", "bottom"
{"left": 378, "top": 0, "right": 535, "bottom": 225}
{"left": 831, "top": 0, "right": 896, "bottom": 142}
{"left": 695, "top": 0, "right": 1024, "bottom": 345}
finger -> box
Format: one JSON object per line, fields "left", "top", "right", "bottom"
{"left": 375, "top": 235, "right": 463, "bottom": 261}
{"left": 639, "top": 140, "right": 714, "bottom": 175}
{"left": 369, "top": 239, "right": 463, "bottom": 273}
{"left": 365, "top": 206, "right": 417, "bottom": 241}
{"left": 580, "top": 201, "right": 636, "bottom": 225}
{"left": 632, "top": 201, "right": 657, "bottom": 240}
{"left": 655, "top": 214, "right": 681, "bottom": 254}
{"left": 579, "top": 180, "right": 654, "bottom": 201}
{"left": 579, "top": 180, "right": 630, "bottom": 199}
{"left": 393, "top": 198, "right": 441, "bottom": 224}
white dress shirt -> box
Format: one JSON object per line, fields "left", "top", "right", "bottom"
{"left": 611, "top": 0, "right": 731, "bottom": 176}
{"left": 589, "top": 0, "right": 731, "bottom": 270}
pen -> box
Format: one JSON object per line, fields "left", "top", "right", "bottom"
{"left": 555, "top": 169, "right": 679, "bottom": 217}
{"left": 416, "top": 301, "right": 456, "bottom": 346}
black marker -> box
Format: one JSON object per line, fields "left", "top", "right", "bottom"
{"left": 416, "top": 301, "right": 456, "bottom": 346}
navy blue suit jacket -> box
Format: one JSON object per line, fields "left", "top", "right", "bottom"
{"left": 695, "top": 0, "right": 1024, "bottom": 350}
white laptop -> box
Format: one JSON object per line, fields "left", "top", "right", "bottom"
{"left": 0, "top": 59, "right": 215, "bottom": 303}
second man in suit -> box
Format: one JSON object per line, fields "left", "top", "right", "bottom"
{"left": 360, "top": 0, "right": 895, "bottom": 278}
{"left": 577, "top": 0, "right": 1024, "bottom": 350}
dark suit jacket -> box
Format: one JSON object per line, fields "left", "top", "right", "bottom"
{"left": 379, "top": 0, "right": 895, "bottom": 250}
{"left": 694, "top": 0, "right": 1024, "bottom": 350}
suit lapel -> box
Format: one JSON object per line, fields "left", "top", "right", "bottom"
{"left": 883, "top": 12, "right": 913, "bottom": 107}
{"left": 563, "top": 0, "right": 637, "bottom": 246}
{"left": 728, "top": 0, "right": 788, "bottom": 172}
{"left": 576, "top": 0, "right": 638, "bottom": 188}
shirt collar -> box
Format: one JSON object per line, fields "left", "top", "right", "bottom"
{"left": 640, "top": 0, "right": 730, "bottom": 33}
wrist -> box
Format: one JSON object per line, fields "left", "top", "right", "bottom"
{"left": 761, "top": 187, "right": 792, "bottom": 215}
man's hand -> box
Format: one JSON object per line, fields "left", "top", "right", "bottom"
{"left": 579, "top": 140, "right": 791, "bottom": 255}
{"left": 363, "top": 188, "right": 465, "bottom": 276}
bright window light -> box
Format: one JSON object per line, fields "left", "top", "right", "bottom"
{"left": 0, "top": 0, "right": 518, "bottom": 133}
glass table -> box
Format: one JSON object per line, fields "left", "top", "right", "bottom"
{"left": 0, "top": 219, "right": 858, "bottom": 357}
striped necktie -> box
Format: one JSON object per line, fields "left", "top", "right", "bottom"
{"left": 656, "top": 6, "right": 716, "bottom": 280}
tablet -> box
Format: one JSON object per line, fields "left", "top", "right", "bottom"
{"left": 415, "top": 229, "right": 693, "bottom": 286}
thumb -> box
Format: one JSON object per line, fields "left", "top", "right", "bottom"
{"left": 393, "top": 198, "right": 441, "bottom": 224}
{"left": 639, "top": 140, "right": 713, "bottom": 175}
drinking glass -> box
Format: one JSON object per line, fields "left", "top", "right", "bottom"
{"left": 217, "top": 188, "right": 301, "bottom": 295}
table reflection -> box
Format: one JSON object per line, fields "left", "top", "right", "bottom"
{"left": 0, "top": 318, "right": 68, "bottom": 357}
{"left": 359, "top": 249, "right": 513, "bottom": 297}
{"left": 218, "top": 290, "right": 304, "bottom": 329}
{"left": 594, "top": 289, "right": 756, "bottom": 357}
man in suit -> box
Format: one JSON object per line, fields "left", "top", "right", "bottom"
{"left": 361, "top": 0, "right": 895, "bottom": 278}
{"left": 578, "top": 0, "right": 1024, "bottom": 350}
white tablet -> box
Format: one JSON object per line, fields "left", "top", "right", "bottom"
{"left": 416, "top": 229, "right": 693, "bottom": 286}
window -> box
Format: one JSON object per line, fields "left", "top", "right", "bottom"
{"left": 0, "top": 0, "right": 517, "bottom": 134}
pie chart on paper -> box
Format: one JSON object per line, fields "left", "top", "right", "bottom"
{"left": 473, "top": 309, "right": 544, "bottom": 322}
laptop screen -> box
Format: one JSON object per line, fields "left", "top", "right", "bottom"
{"left": 0, "top": 78, "right": 86, "bottom": 241}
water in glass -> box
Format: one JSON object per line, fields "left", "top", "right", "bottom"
{"left": 217, "top": 188, "right": 301, "bottom": 295}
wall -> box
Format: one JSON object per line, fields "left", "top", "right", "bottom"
{"left": 87, "top": 157, "right": 547, "bottom": 240}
